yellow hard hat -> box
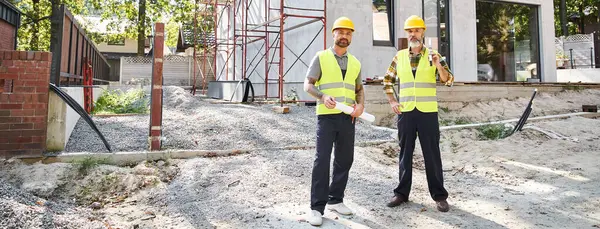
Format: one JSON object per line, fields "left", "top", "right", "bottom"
{"left": 332, "top": 17, "right": 355, "bottom": 33}
{"left": 404, "top": 15, "right": 426, "bottom": 30}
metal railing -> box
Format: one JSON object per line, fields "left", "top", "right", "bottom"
{"left": 49, "top": 4, "right": 110, "bottom": 86}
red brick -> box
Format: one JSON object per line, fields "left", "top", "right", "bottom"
{"left": 31, "top": 136, "right": 44, "bottom": 143}
{"left": 13, "top": 86, "right": 35, "bottom": 93}
{"left": 10, "top": 123, "right": 33, "bottom": 130}
{"left": 7, "top": 67, "right": 24, "bottom": 74}
{"left": 23, "top": 104, "right": 46, "bottom": 110}
{"left": 26, "top": 52, "right": 34, "bottom": 60}
{"left": 34, "top": 53, "right": 42, "bottom": 61}
{"left": 0, "top": 110, "right": 9, "bottom": 116}
{"left": 41, "top": 53, "right": 51, "bottom": 62}
{"left": 3, "top": 52, "right": 11, "bottom": 60}
{"left": 0, "top": 117, "right": 22, "bottom": 124}
{"left": 0, "top": 130, "right": 21, "bottom": 138}
{"left": 0, "top": 123, "right": 8, "bottom": 130}
{"left": 0, "top": 144, "right": 20, "bottom": 150}
{"left": 0, "top": 73, "right": 19, "bottom": 79}
{"left": 37, "top": 94, "right": 48, "bottom": 103}
{"left": 21, "top": 129, "right": 45, "bottom": 136}
{"left": 36, "top": 87, "right": 48, "bottom": 94}
{"left": 8, "top": 94, "right": 26, "bottom": 103}
{"left": 11, "top": 109, "right": 35, "bottom": 117}
{"left": 19, "top": 51, "right": 26, "bottom": 60}
{"left": 0, "top": 104, "right": 22, "bottom": 109}
{"left": 0, "top": 51, "right": 4, "bottom": 59}
{"left": 14, "top": 136, "right": 32, "bottom": 143}
{"left": 33, "top": 123, "right": 46, "bottom": 130}
{"left": 1, "top": 60, "right": 13, "bottom": 67}
{"left": 0, "top": 66, "right": 7, "bottom": 73}
{"left": 22, "top": 116, "right": 46, "bottom": 123}
{"left": 21, "top": 142, "right": 43, "bottom": 150}
{"left": 0, "top": 94, "right": 8, "bottom": 103}
{"left": 34, "top": 108, "right": 47, "bottom": 116}
{"left": 11, "top": 52, "right": 18, "bottom": 60}
{"left": 18, "top": 73, "right": 40, "bottom": 81}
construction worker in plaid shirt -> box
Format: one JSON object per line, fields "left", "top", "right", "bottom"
{"left": 383, "top": 15, "right": 454, "bottom": 212}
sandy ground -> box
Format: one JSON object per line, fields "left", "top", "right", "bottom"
{"left": 1, "top": 88, "right": 600, "bottom": 228}
{"left": 2, "top": 116, "right": 600, "bottom": 228}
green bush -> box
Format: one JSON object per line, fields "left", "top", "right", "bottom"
{"left": 477, "top": 124, "right": 512, "bottom": 140}
{"left": 93, "top": 89, "right": 149, "bottom": 114}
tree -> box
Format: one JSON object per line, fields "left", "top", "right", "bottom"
{"left": 8, "top": 0, "right": 85, "bottom": 51}
{"left": 554, "top": 0, "right": 600, "bottom": 36}
{"left": 87, "top": 0, "right": 199, "bottom": 56}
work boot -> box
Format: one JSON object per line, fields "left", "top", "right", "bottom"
{"left": 386, "top": 195, "right": 407, "bottom": 207}
{"left": 328, "top": 203, "right": 353, "bottom": 215}
{"left": 306, "top": 210, "right": 323, "bottom": 226}
{"left": 436, "top": 200, "right": 450, "bottom": 212}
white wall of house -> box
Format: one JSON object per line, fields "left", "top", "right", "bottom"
{"left": 96, "top": 38, "right": 138, "bottom": 53}
{"left": 447, "top": 0, "right": 557, "bottom": 82}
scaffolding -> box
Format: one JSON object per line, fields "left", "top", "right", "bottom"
{"left": 189, "top": 0, "right": 327, "bottom": 106}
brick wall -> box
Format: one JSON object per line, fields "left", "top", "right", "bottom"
{"left": 0, "top": 20, "right": 16, "bottom": 50}
{"left": 0, "top": 51, "right": 52, "bottom": 158}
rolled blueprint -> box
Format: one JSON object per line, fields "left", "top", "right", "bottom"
{"left": 334, "top": 103, "right": 376, "bottom": 123}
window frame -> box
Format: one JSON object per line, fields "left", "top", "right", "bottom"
{"left": 372, "top": 0, "right": 395, "bottom": 47}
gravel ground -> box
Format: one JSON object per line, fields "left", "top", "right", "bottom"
{"left": 0, "top": 169, "right": 104, "bottom": 229}
{"left": 65, "top": 86, "right": 395, "bottom": 153}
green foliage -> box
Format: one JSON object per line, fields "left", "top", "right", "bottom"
{"left": 554, "top": 0, "right": 600, "bottom": 36}
{"left": 9, "top": 0, "right": 86, "bottom": 51}
{"left": 93, "top": 89, "right": 149, "bottom": 114}
{"left": 72, "top": 156, "right": 110, "bottom": 175}
{"left": 476, "top": 124, "right": 512, "bottom": 140}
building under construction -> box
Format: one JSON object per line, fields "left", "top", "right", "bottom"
{"left": 187, "top": 0, "right": 562, "bottom": 102}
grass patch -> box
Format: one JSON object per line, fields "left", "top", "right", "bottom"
{"left": 562, "top": 85, "right": 584, "bottom": 91}
{"left": 476, "top": 124, "right": 512, "bottom": 140}
{"left": 72, "top": 156, "right": 111, "bottom": 175}
{"left": 93, "top": 89, "right": 149, "bottom": 114}
{"left": 440, "top": 107, "right": 450, "bottom": 113}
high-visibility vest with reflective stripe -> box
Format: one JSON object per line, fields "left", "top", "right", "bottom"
{"left": 315, "top": 49, "right": 361, "bottom": 115}
{"left": 396, "top": 48, "right": 438, "bottom": 113}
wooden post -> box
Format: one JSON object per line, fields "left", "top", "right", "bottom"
{"left": 149, "top": 23, "right": 164, "bottom": 151}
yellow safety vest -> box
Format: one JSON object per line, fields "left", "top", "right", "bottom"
{"left": 396, "top": 48, "right": 438, "bottom": 113}
{"left": 315, "top": 49, "right": 361, "bottom": 115}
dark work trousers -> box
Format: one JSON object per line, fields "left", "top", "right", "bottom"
{"left": 311, "top": 113, "right": 356, "bottom": 214}
{"left": 393, "top": 110, "right": 448, "bottom": 201}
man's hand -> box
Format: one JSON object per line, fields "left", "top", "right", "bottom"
{"left": 322, "top": 95, "right": 336, "bottom": 109}
{"left": 350, "top": 104, "right": 364, "bottom": 118}
{"left": 432, "top": 53, "right": 442, "bottom": 67}
{"left": 390, "top": 101, "right": 403, "bottom": 114}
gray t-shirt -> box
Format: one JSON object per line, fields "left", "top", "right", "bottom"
{"left": 306, "top": 48, "right": 362, "bottom": 85}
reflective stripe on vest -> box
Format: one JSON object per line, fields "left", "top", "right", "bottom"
{"left": 315, "top": 49, "right": 361, "bottom": 115}
{"left": 396, "top": 48, "right": 438, "bottom": 113}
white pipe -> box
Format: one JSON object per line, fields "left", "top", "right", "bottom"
{"left": 440, "top": 112, "right": 599, "bottom": 131}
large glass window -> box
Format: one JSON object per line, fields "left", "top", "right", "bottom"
{"left": 438, "top": 0, "right": 450, "bottom": 66}
{"left": 372, "top": 0, "right": 395, "bottom": 46}
{"left": 476, "top": 1, "right": 540, "bottom": 82}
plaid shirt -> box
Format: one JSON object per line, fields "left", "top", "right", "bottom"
{"left": 383, "top": 48, "right": 454, "bottom": 95}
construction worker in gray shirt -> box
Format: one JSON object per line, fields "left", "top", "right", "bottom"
{"left": 303, "top": 16, "right": 364, "bottom": 226}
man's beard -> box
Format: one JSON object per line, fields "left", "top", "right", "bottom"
{"left": 409, "top": 39, "right": 421, "bottom": 48}
{"left": 335, "top": 39, "right": 350, "bottom": 47}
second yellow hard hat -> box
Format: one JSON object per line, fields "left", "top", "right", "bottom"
{"left": 404, "top": 15, "right": 426, "bottom": 30}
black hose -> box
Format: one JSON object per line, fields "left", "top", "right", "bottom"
{"left": 242, "top": 79, "right": 255, "bottom": 103}
{"left": 49, "top": 84, "right": 112, "bottom": 152}
{"left": 511, "top": 89, "right": 537, "bottom": 135}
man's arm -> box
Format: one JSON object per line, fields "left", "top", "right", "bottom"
{"left": 383, "top": 55, "right": 398, "bottom": 103}
{"left": 303, "top": 55, "right": 325, "bottom": 100}
{"left": 434, "top": 54, "right": 454, "bottom": 87}
{"left": 355, "top": 70, "right": 364, "bottom": 105}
